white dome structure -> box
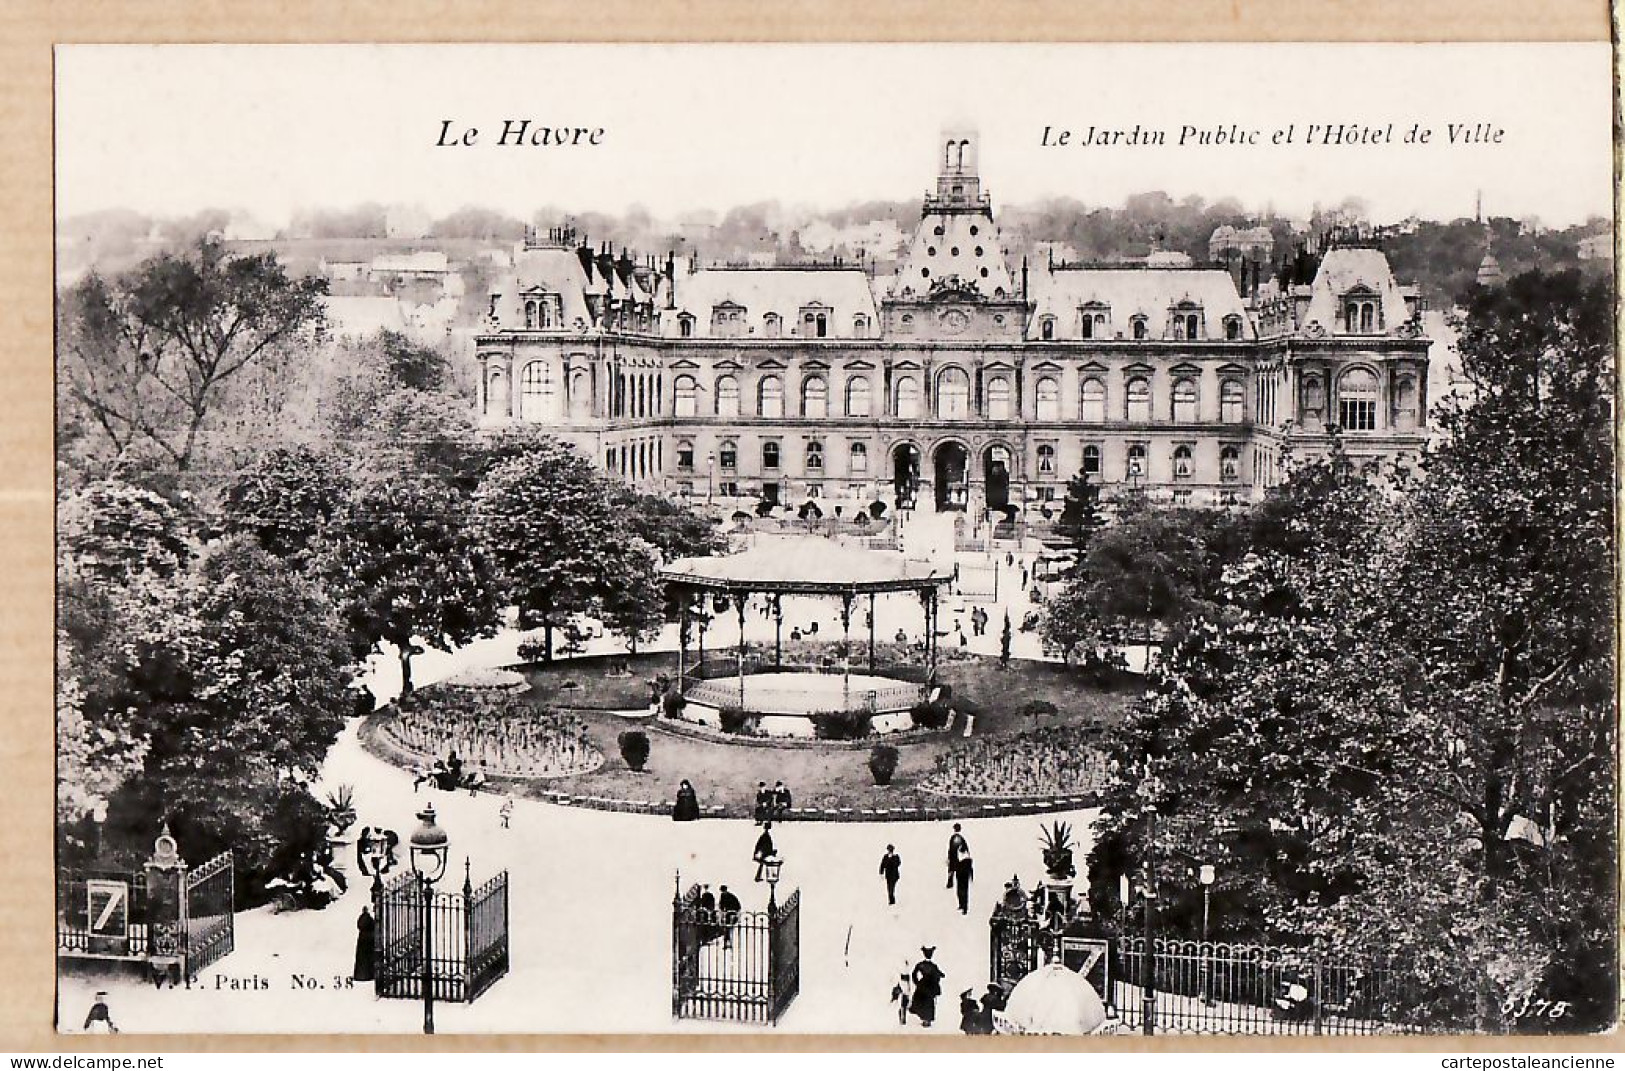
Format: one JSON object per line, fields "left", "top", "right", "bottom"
{"left": 995, "top": 963, "right": 1109, "bottom": 1035}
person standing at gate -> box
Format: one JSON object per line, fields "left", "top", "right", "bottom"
{"left": 879, "top": 844, "right": 902, "bottom": 905}
{"left": 909, "top": 947, "right": 945, "bottom": 1028}
{"left": 353, "top": 905, "right": 376, "bottom": 984}
{"left": 946, "top": 824, "right": 968, "bottom": 889}
{"left": 953, "top": 850, "right": 975, "bottom": 914}
{"left": 698, "top": 885, "right": 719, "bottom": 944}
{"left": 717, "top": 884, "right": 741, "bottom": 949}
{"left": 753, "top": 822, "right": 776, "bottom": 881}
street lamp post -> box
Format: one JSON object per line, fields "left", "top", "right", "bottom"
{"left": 763, "top": 855, "right": 784, "bottom": 912}
{"left": 1141, "top": 805, "right": 1157, "bottom": 1037}
{"left": 707, "top": 453, "right": 715, "bottom": 505}
{"left": 408, "top": 804, "right": 450, "bottom": 1036}
{"left": 1199, "top": 863, "right": 1216, "bottom": 1005}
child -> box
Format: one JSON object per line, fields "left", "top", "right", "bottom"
{"left": 891, "top": 971, "right": 912, "bottom": 1026}
{"left": 499, "top": 796, "right": 514, "bottom": 830}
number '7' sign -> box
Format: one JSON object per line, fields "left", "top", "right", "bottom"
{"left": 86, "top": 880, "right": 129, "bottom": 937}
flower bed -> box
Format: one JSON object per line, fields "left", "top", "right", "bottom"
{"left": 379, "top": 683, "right": 604, "bottom": 779}
{"left": 921, "top": 724, "right": 1114, "bottom": 799}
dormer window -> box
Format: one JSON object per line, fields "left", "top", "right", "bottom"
{"left": 899, "top": 314, "right": 915, "bottom": 335}
{"left": 1131, "top": 315, "right": 1148, "bottom": 340}
{"left": 853, "top": 313, "right": 870, "bottom": 337}
{"left": 1079, "top": 306, "right": 1110, "bottom": 339}
{"left": 522, "top": 292, "right": 562, "bottom": 330}
{"left": 1343, "top": 293, "right": 1382, "bottom": 334}
{"left": 1223, "top": 315, "right": 1243, "bottom": 341}
{"left": 800, "top": 305, "right": 830, "bottom": 339}
{"left": 1039, "top": 316, "right": 1056, "bottom": 341}
{"left": 711, "top": 302, "right": 747, "bottom": 338}
{"left": 1169, "top": 306, "right": 1204, "bottom": 340}
{"left": 678, "top": 313, "right": 695, "bottom": 338}
{"left": 764, "top": 312, "right": 782, "bottom": 339}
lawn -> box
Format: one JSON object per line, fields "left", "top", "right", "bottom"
{"left": 476, "top": 652, "right": 1135, "bottom": 816}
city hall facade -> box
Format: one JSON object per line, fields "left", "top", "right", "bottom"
{"left": 473, "top": 132, "right": 1433, "bottom": 517}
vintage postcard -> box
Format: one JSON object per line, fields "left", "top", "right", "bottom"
{"left": 50, "top": 42, "right": 1616, "bottom": 1038}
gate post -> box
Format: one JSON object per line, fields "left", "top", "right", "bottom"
{"left": 143, "top": 824, "right": 187, "bottom": 989}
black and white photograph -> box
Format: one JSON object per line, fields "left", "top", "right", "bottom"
{"left": 49, "top": 42, "right": 1616, "bottom": 1038}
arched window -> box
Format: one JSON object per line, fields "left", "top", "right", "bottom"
{"left": 1172, "top": 378, "right": 1199, "bottom": 423}
{"left": 716, "top": 375, "right": 740, "bottom": 418}
{"left": 673, "top": 375, "right": 698, "bottom": 417}
{"left": 1220, "top": 380, "right": 1245, "bottom": 424}
{"left": 1220, "top": 445, "right": 1240, "bottom": 481}
{"left": 762, "top": 441, "right": 781, "bottom": 470}
{"left": 937, "top": 367, "right": 971, "bottom": 419}
{"left": 1338, "top": 368, "right": 1380, "bottom": 431}
{"left": 853, "top": 314, "right": 870, "bottom": 337}
{"left": 802, "top": 376, "right": 828, "bottom": 418}
{"left": 1126, "top": 444, "right": 1147, "bottom": 479}
{"left": 1185, "top": 313, "right": 1201, "bottom": 339}
{"left": 488, "top": 368, "right": 509, "bottom": 416}
{"left": 1080, "top": 378, "right": 1106, "bottom": 423}
{"left": 1360, "top": 304, "right": 1375, "bottom": 332}
{"left": 764, "top": 313, "right": 781, "bottom": 338}
{"left": 1132, "top": 316, "right": 1148, "bottom": 340}
{"left": 520, "top": 362, "right": 555, "bottom": 421}
{"left": 816, "top": 313, "right": 828, "bottom": 338}
{"left": 1126, "top": 376, "right": 1152, "bottom": 422}
{"left": 524, "top": 299, "right": 540, "bottom": 329}
{"left": 1172, "top": 444, "right": 1194, "bottom": 479}
{"left": 986, "top": 377, "right": 1012, "bottom": 421}
{"left": 758, "top": 375, "right": 784, "bottom": 418}
{"left": 569, "top": 369, "right": 591, "bottom": 419}
{"left": 678, "top": 314, "right": 694, "bottom": 338}
{"left": 805, "top": 440, "right": 824, "bottom": 471}
{"left": 677, "top": 440, "right": 695, "bottom": 470}
{"left": 719, "top": 439, "right": 738, "bottom": 470}
{"left": 849, "top": 441, "right": 869, "bottom": 474}
{"left": 1081, "top": 316, "right": 1093, "bottom": 340}
{"left": 899, "top": 314, "right": 914, "bottom": 335}
{"left": 1035, "top": 376, "right": 1060, "bottom": 421}
{"left": 1082, "top": 444, "right": 1101, "bottom": 476}
{"left": 1040, "top": 316, "right": 1056, "bottom": 341}
{"left": 895, "top": 376, "right": 921, "bottom": 419}
{"left": 845, "top": 376, "right": 871, "bottom": 417}
{"left": 1224, "top": 315, "right": 1243, "bottom": 341}
{"left": 1036, "top": 444, "right": 1057, "bottom": 475}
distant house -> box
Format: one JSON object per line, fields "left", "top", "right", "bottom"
{"left": 1208, "top": 225, "right": 1274, "bottom": 263}
{"left": 1578, "top": 233, "right": 1613, "bottom": 261}
{"left": 324, "top": 295, "right": 407, "bottom": 341}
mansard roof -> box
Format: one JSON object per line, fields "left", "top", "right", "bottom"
{"left": 1301, "top": 247, "right": 1413, "bottom": 336}
{"left": 493, "top": 246, "right": 596, "bottom": 329}
{"left": 664, "top": 267, "right": 878, "bottom": 338}
{"left": 886, "top": 209, "right": 1016, "bottom": 301}
{"left": 1027, "top": 268, "right": 1253, "bottom": 341}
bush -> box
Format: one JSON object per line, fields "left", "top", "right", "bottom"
{"left": 868, "top": 744, "right": 900, "bottom": 785}
{"left": 617, "top": 730, "right": 650, "bottom": 771}
{"left": 1020, "top": 699, "right": 1059, "bottom": 718}
{"left": 662, "top": 690, "right": 687, "bottom": 719}
{"left": 812, "top": 709, "right": 872, "bottom": 740}
{"left": 869, "top": 500, "right": 888, "bottom": 519}
{"left": 718, "top": 706, "right": 753, "bottom": 735}
{"left": 909, "top": 700, "right": 950, "bottom": 730}
{"left": 517, "top": 638, "right": 548, "bottom": 663}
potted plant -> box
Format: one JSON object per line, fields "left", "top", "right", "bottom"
{"left": 868, "top": 744, "right": 900, "bottom": 786}
{"left": 1038, "top": 820, "right": 1077, "bottom": 881}
{"left": 323, "top": 784, "right": 358, "bottom": 874}
{"left": 618, "top": 730, "right": 650, "bottom": 771}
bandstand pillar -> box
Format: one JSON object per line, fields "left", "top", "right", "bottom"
{"left": 736, "top": 592, "right": 749, "bottom": 708}
{"left": 840, "top": 593, "right": 854, "bottom": 711}
{"left": 676, "top": 596, "right": 689, "bottom": 685}
{"left": 773, "top": 594, "right": 783, "bottom": 669}
{"left": 868, "top": 592, "right": 876, "bottom": 671}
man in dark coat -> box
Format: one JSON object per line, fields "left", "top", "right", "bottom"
{"left": 879, "top": 844, "right": 902, "bottom": 905}
{"left": 954, "top": 851, "right": 974, "bottom": 914}
{"left": 959, "top": 989, "right": 983, "bottom": 1034}
{"left": 946, "top": 824, "right": 968, "bottom": 889}
{"left": 909, "top": 947, "right": 945, "bottom": 1027}
{"left": 354, "top": 906, "right": 376, "bottom": 983}
{"left": 771, "top": 780, "right": 792, "bottom": 820}
{"left": 754, "top": 782, "right": 771, "bottom": 824}
{"left": 698, "top": 885, "right": 719, "bottom": 944}
{"left": 753, "top": 822, "right": 776, "bottom": 881}
{"left": 717, "top": 885, "right": 741, "bottom": 949}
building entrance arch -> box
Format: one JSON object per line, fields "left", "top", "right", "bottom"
{"left": 933, "top": 441, "right": 969, "bottom": 512}
{"left": 983, "top": 443, "right": 1013, "bottom": 516}
{"left": 891, "top": 443, "right": 921, "bottom": 510}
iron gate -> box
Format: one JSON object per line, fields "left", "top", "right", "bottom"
{"left": 183, "top": 852, "right": 235, "bottom": 978}
{"left": 373, "top": 867, "right": 509, "bottom": 1004}
{"left": 672, "top": 880, "right": 800, "bottom": 1025}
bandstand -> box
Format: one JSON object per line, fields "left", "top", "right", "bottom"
{"left": 660, "top": 536, "right": 952, "bottom": 736}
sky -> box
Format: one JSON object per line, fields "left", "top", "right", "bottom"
{"left": 55, "top": 43, "right": 1615, "bottom": 229}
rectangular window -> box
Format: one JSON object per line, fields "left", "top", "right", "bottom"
{"left": 1172, "top": 490, "right": 1193, "bottom": 506}
{"left": 1037, "top": 486, "right": 1056, "bottom": 502}
{"left": 1339, "top": 400, "right": 1378, "bottom": 431}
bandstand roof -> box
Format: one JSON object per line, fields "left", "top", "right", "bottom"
{"left": 660, "top": 536, "right": 949, "bottom": 595}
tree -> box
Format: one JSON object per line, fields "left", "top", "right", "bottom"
{"left": 596, "top": 538, "right": 666, "bottom": 655}
{"left": 474, "top": 438, "right": 629, "bottom": 662}
{"left": 325, "top": 476, "right": 504, "bottom": 693}
{"left": 221, "top": 446, "right": 350, "bottom": 561}
{"left": 58, "top": 479, "right": 194, "bottom": 583}
{"left": 58, "top": 238, "right": 328, "bottom": 471}
{"left": 610, "top": 487, "right": 728, "bottom": 562}
{"left": 999, "top": 610, "right": 1013, "bottom": 669}
{"left": 1055, "top": 466, "right": 1107, "bottom": 568}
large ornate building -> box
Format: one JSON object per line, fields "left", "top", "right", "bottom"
{"left": 474, "top": 131, "right": 1432, "bottom": 517}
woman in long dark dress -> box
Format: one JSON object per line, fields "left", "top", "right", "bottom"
{"left": 672, "top": 779, "right": 700, "bottom": 822}
{"left": 353, "top": 906, "right": 376, "bottom": 983}
{"left": 909, "top": 948, "right": 944, "bottom": 1027}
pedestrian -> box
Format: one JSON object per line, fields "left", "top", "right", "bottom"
{"left": 672, "top": 779, "right": 700, "bottom": 822}
{"left": 753, "top": 822, "right": 776, "bottom": 881}
{"left": 959, "top": 989, "right": 982, "bottom": 1034}
{"left": 894, "top": 627, "right": 908, "bottom": 645}
{"left": 499, "top": 797, "right": 513, "bottom": 829}
{"left": 718, "top": 884, "right": 741, "bottom": 949}
{"left": 698, "top": 885, "right": 719, "bottom": 944}
{"left": 771, "top": 780, "right": 792, "bottom": 820}
{"left": 1006, "top": 551, "right": 1014, "bottom": 567}
{"left": 954, "top": 851, "right": 975, "bottom": 914}
{"left": 790, "top": 626, "right": 803, "bottom": 642}
{"left": 946, "top": 823, "right": 968, "bottom": 889}
{"left": 1021, "top": 566, "right": 1029, "bottom": 588}
{"left": 354, "top": 826, "right": 373, "bottom": 873}
{"left": 979, "top": 983, "right": 1006, "bottom": 1033}
{"left": 353, "top": 905, "right": 376, "bottom": 983}
{"left": 83, "top": 991, "right": 117, "bottom": 1034}
{"left": 754, "top": 781, "right": 771, "bottom": 824}
{"left": 891, "top": 971, "right": 912, "bottom": 1026}
{"left": 909, "top": 947, "right": 945, "bottom": 1028}
{"left": 466, "top": 762, "right": 488, "bottom": 796}
{"left": 879, "top": 844, "right": 902, "bottom": 905}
